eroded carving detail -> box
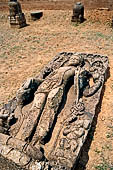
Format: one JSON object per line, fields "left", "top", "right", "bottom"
{"left": 71, "top": 2, "right": 84, "bottom": 23}
{"left": 8, "top": 0, "right": 26, "bottom": 28}
{"left": 0, "top": 52, "right": 108, "bottom": 169}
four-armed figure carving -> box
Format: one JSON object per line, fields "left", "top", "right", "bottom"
{"left": 0, "top": 52, "right": 108, "bottom": 169}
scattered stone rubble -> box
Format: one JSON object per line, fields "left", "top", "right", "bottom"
{"left": 8, "top": 0, "right": 26, "bottom": 28}
{"left": 0, "top": 52, "right": 108, "bottom": 169}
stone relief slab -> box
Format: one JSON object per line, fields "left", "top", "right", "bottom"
{"left": 0, "top": 52, "right": 108, "bottom": 169}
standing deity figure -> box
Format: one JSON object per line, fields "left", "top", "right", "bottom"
{"left": 8, "top": 0, "right": 26, "bottom": 28}
{"left": 71, "top": 2, "right": 84, "bottom": 23}
{"left": 0, "top": 52, "right": 108, "bottom": 169}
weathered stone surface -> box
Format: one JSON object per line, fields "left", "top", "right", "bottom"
{"left": 8, "top": 0, "right": 26, "bottom": 28}
{"left": 30, "top": 11, "right": 43, "bottom": 21}
{"left": 0, "top": 52, "right": 108, "bottom": 169}
{"left": 71, "top": 2, "right": 84, "bottom": 23}
{"left": 111, "top": 16, "right": 113, "bottom": 28}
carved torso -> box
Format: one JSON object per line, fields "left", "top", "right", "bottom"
{"left": 0, "top": 52, "right": 108, "bottom": 169}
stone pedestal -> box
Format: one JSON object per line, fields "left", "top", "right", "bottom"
{"left": 71, "top": 2, "right": 84, "bottom": 23}
{"left": 8, "top": 0, "right": 26, "bottom": 28}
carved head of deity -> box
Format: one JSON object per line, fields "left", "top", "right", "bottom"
{"left": 68, "top": 54, "right": 84, "bottom": 67}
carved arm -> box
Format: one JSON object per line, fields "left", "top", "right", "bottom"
{"left": 83, "top": 74, "right": 104, "bottom": 97}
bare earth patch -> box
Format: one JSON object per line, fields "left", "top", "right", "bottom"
{"left": 0, "top": 8, "right": 113, "bottom": 170}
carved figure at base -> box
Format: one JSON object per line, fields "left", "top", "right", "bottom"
{"left": 8, "top": 0, "right": 26, "bottom": 28}
{"left": 0, "top": 52, "right": 108, "bottom": 169}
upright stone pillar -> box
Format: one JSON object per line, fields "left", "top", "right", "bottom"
{"left": 71, "top": 2, "right": 84, "bottom": 23}
{"left": 8, "top": 0, "right": 26, "bottom": 28}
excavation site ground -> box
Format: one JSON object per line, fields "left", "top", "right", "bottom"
{"left": 0, "top": 2, "right": 113, "bottom": 170}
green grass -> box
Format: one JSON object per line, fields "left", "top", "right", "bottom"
{"left": 0, "top": 52, "right": 8, "bottom": 59}
{"left": 106, "top": 120, "right": 113, "bottom": 139}
{"left": 95, "top": 162, "right": 113, "bottom": 170}
{"left": 106, "top": 132, "right": 113, "bottom": 139}
{"left": 102, "top": 144, "right": 112, "bottom": 151}
{"left": 71, "top": 22, "right": 79, "bottom": 27}
{"left": 81, "top": 30, "right": 113, "bottom": 42}
{"left": 33, "top": 40, "right": 40, "bottom": 43}
{"left": 95, "top": 32, "right": 106, "bottom": 38}
{"left": 94, "top": 141, "right": 113, "bottom": 170}
{"left": 95, "top": 152, "right": 113, "bottom": 170}
{"left": 94, "top": 148, "right": 101, "bottom": 154}
{"left": 18, "top": 55, "right": 23, "bottom": 59}
{"left": 12, "top": 45, "right": 20, "bottom": 50}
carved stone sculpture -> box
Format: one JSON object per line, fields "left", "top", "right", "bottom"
{"left": 0, "top": 52, "right": 108, "bottom": 169}
{"left": 111, "top": 16, "right": 113, "bottom": 28}
{"left": 8, "top": 0, "right": 26, "bottom": 28}
{"left": 71, "top": 2, "right": 84, "bottom": 23}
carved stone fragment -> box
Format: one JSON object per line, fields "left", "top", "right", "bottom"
{"left": 0, "top": 52, "right": 108, "bottom": 169}
{"left": 30, "top": 11, "right": 43, "bottom": 21}
{"left": 8, "top": 0, "right": 26, "bottom": 28}
{"left": 71, "top": 2, "right": 84, "bottom": 23}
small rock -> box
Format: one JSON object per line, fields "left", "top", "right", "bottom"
{"left": 100, "top": 116, "right": 105, "bottom": 121}
{"left": 30, "top": 11, "right": 43, "bottom": 21}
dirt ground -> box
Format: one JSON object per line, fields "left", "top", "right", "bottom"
{"left": 0, "top": 3, "right": 113, "bottom": 170}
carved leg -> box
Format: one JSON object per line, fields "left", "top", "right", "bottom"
{"left": 32, "top": 86, "right": 64, "bottom": 146}
{"left": 15, "top": 93, "right": 47, "bottom": 141}
{"left": 0, "top": 133, "right": 43, "bottom": 167}
{"left": 16, "top": 78, "right": 42, "bottom": 107}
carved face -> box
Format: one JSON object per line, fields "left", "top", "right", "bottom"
{"left": 68, "top": 54, "right": 83, "bottom": 66}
